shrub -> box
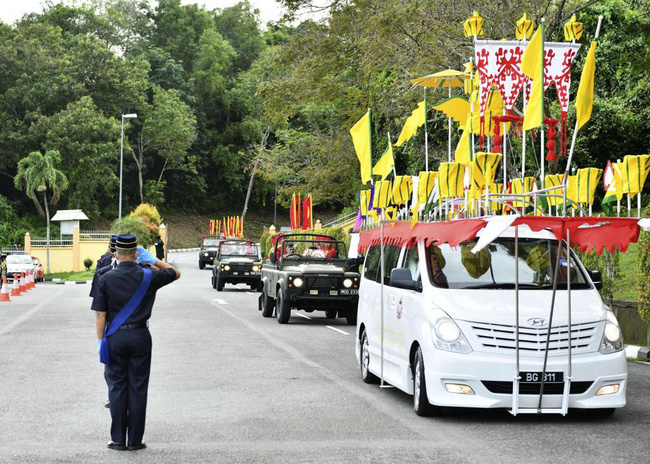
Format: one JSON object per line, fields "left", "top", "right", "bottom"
{"left": 637, "top": 205, "right": 650, "bottom": 323}
{"left": 111, "top": 215, "right": 157, "bottom": 248}
{"left": 130, "top": 203, "right": 161, "bottom": 226}
{"left": 83, "top": 257, "right": 93, "bottom": 271}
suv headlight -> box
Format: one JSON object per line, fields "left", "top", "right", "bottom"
{"left": 293, "top": 277, "right": 304, "bottom": 287}
{"left": 600, "top": 312, "right": 623, "bottom": 354}
{"left": 203, "top": 252, "right": 209, "bottom": 257}
{"left": 223, "top": 265, "right": 230, "bottom": 271}
{"left": 431, "top": 317, "right": 472, "bottom": 354}
{"left": 252, "top": 265, "right": 261, "bottom": 272}
{"left": 343, "top": 278, "right": 353, "bottom": 288}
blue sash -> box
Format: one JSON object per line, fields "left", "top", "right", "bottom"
{"left": 100, "top": 268, "right": 152, "bottom": 365}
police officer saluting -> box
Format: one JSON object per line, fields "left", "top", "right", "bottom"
{"left": 92, "top": 234, "right": 181, "bottom": 451}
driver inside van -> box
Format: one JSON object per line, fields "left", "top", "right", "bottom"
{"left": 428, "top": 245, "right": 449, "bottom": 288}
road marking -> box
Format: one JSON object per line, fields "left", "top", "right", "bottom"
{"left": 325, "top": 325, "right": 349, "bottom": 335}
{"left": 295, "top": 313, "right": 312, "bottom": 320}
{"left": 246, "top": 292, "right": 257, "bottom": 296}
{"left": 0, "top": 287, "right": 65, "bottom": 336}
{"left": 211, "top": 298, "right": 229, "bottom": 305}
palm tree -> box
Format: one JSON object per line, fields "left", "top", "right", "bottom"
{"left": 14, "top": 150, "right": 68, "bottom": 274}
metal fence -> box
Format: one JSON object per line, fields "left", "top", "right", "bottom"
{"left": 323, "top": 211, "right": 358, "bottom": 229}
{"left": 30, "top": 238, "right": 74, "bottom": 247}
{"left": 79, "top": 230, "right": 112, "bottom": 241}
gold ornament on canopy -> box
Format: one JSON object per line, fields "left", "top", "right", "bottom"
{"left": 563, "top": 14, "right": 584, "bottom": 41}
{"left": 464, "top": 11, "right": 484, "bottom": 38}
{"left": 515, "top": 13, "right": 534, "bottom": 40}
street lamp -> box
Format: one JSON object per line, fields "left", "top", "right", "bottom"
{"left": 119, "top": 113, "right": 137, "bottom": 219}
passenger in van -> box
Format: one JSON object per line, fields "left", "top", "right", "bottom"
{"left": 428, "top": 245, "right": 449, "bottom": 288}
{"left": 323, "top": 242, "right": 337, "bottom": 259}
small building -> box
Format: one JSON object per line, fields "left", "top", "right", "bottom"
{"left": 51, "top": 209, "right": 89, "bottom": 238}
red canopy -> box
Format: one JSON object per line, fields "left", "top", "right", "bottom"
{"left": 357, "top": 217, "right": 643, "bottom": 255}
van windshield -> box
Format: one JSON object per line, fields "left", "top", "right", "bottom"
{"left": 7, "top": 255, "right": 32, "bottom": 264}
{"left": 426, "top": 238, "right": 589, "bottom": 290}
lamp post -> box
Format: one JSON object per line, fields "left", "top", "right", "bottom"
{"left": 119, "top": 113, "right": 137, "bottom": 219}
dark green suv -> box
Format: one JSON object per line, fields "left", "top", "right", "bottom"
{"left": 199, "top": 236, "right": 222, "bottom": 269}
{"left": 212, "top": 239, "right": 263, "bottom": 291}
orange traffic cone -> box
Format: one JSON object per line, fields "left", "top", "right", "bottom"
{"left": 11, "top": 274, "right": 21, "bottom": 296}
{"left": 19, "top": 272, "right": 27, "bottom": 292}
{"left": 0, "top": 276, "right": 10, "bottom": 302}
{"left": 28, "top": 270, "right": 35, "bottom": 289}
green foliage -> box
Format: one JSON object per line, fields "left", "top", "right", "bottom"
{"left": 637, "top": 205, "right": 650, "bottom": 323}
{"left": 111, "top": 203, "right": 161, "bottom": 247}
{"left": 578, "top": 249, "right": 619, "bottom": 301}
{"left": 83, "top": 257, "right": 93, "bottom": 271}
{"left": 130, "top": 203, "right": 162, "bottom": 226}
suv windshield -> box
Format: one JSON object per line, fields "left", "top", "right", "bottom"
{"left": 426, "top": 238, "right": 589, "bottom": 290}
{"left": 281, "top": 240, "right": 345, "bottom": 261}
{"left": 7, "top": 255, "right": 32, "bottom": 264}
{"left": 203, "top": 238, "right": 219, "bottom": 247}
{"left": 220, "top": 243, "right": 258, "bottom": 256}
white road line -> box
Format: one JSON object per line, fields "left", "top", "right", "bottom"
{"left": 295, "top": 313, "right": 312, "bottom": 320}
{"left": 246, "top": 292, "right": 257, "bottom": 296}
{"left": 211, "top": 298, "right": 229, "bottom": 305}
{"left": 325, "top": 325, "right": 349, "bottom": 335}
{"left": 0, "top": 287, "right": 65, "bottom": 336}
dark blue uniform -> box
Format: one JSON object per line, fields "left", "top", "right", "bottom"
{"left": 97, "top": 253, "right": 112, "bottom": 269}
{"left": 91, "top": 262, "right": 176, "bottom": 446}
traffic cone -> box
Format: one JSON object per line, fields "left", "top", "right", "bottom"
{"left": 0, "top": 276, "right": 10, "bottom": 302}
{"left": 19, "top": 272, "right": 27, "bottom": 292}
{"left": 10, "top": 275, "right": 21, "bottom": 296}
{"left": 29, "top": 270, "right": 35, "bottom": 289}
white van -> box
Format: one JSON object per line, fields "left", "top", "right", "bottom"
{"left": 355, "top": 224, "right": 626, "bottom": 416}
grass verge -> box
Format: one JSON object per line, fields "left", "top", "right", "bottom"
{"left": 45, "top": 270, "right": 95, "bottom": 281}
{"left": 613, "top": 242, "right": 638, "bottom": 301}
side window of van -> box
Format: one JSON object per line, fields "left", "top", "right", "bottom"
{"left": 382, "top": 245, "right": 401, "bottom": 285}
{"left": 403, "top": 245, "right": 420, "bottom": 281}
{"left": 364, "top": 246, "right": 381, "bottom": 282}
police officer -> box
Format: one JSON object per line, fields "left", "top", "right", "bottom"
{"left": 96, "top": 238, "right": 114, "bottom": 270}
{"left": 90, "top": 236, "right": 118, "bottom": 299}
{"left": 92, "top": 234, "right": 180, "bottom": 451}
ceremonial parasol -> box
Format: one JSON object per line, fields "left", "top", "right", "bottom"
{"left": 411, "top": 70, "right": 470, "bottom": 164}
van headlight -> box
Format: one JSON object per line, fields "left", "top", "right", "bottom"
{"left": 432, "top": 317, "right": 472, "bottom": 354}
{"left": 600, "top": 312, "right": 623, "bottom": 354}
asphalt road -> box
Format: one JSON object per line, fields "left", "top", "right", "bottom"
{"left": 0, "top": 250, "right": 648, "bottom": 463}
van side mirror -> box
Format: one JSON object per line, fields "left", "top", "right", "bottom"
{"left": 390, "top": 268, "right": 421, "bottom": 291}
{"left": 589, "top": 269, "right": 603, "bottom": 290}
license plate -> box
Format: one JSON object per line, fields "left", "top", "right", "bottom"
{"left": 245, "top": 272, "right": 250, "bottom": 275}
{"left": 233, "top": 272, "right": 239, "bottom": 275}
{"left": 520, "top": 372, "right": 563, "bottom": 383}
{"left": 330, "top": 290, "right": 338, "bottom": 296}
{"left": 310, "top": 290, "right": 318, "bottom": 295}
{"left": 340, "top": 289, "right": 358, "bottom": 295}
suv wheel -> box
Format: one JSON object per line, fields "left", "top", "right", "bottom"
{"left": 261, "top": 289, "right": 275, "bottom": 318}
{"left": 325, "top": 309, "right": 337, "bottom": 319}
{"left": 211, "top": 274, "right": 216, "bottom": 289}
{"left": 276, "top": 290, "right": 291, "bottom": 324}
{"left": 199, "top": 260, "right": 205, "bottom": 270}
{"left": 216, "top": 275, "right": 224, "bottom": 292}
{"left": 346, "top": 307, "right": 358, "bottom": 326}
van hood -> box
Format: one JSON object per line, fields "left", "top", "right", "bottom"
{"left": 433, "top": 288, "right": 608, "bottom": 326}
{"left": 281, "top": 263, "right": 345, "bottom": 274}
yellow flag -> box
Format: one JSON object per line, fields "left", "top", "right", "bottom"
{"left": 622, "top": 154, "right": 650, "bottom": 194}
{"left": 392, "top": 176, "right": 413, "bottom": 205}
{"left": 575, "top": 168, "right": 603, "bottom": 204}
{"left": 373, "top": 180, "right": 393, "bottom": 209}
{"left": 521, "top": 26, "right": 542, "bottom": 79}
{"left": 372, "top": 141, "right": 395, "bottom": 180}
{"left": 454, "top": 118, "right": 472, "bottom": 164}
{"left": 576, "top": 42, "right": 597, "bottom": 131}
{"left": 350, "top": 110, "right": 372, "bottom": 184}
{"left": 439, "top": 163, "right": 465, "bottom": 199}
{"left": 544, "top": 174, "right": 564, "bottom": 206}
{"left": 471, "top": 152, "right": 502, "bottom": 189}
{"left": 395, "top": 101, "right": 426, "bottom": 147}
{"left": 417, "top": 171, "right": 438, "bottom": 204}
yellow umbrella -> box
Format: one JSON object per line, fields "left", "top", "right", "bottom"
{"left": 411, "top": 69, "right": 470, "bottom": 164}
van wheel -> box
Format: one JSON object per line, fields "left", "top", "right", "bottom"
{"left": 325, "top": 309, "right": 337, "bottom": 319}
{"left": 261, "top": 290, "right": 275, "bottom": 318}
{"left": 360, "top": 330, "right": 379, "bottom": 384}
{"left": 413, "top": 347, "right": 440, "bottom": 417}
{"left": 346, "top": 307, "right": 357, "bottom": 325}
{"left": 199, "top": 261, "right": 205, "bottom": 270}
{"left": 216, "top": 276, "right": 224, "bottom": 291}
{"left": 276, "top": 291, "right": 291, "bottom": 324}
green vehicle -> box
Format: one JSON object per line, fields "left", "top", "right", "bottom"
{"left": 199, "top": 235, "right": 222, "bottom": 269}
{"left": 212, "top": 239, "right": 263, "bottom": 291}
{"left": 259, "top": 233, "right": 360, "bottom": 325}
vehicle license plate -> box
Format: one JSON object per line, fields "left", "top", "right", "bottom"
{"left": 340, "top": 289, "right": 358, "bottom": 295}
{"left": 520, "top": 372, "right": 563, "bottom": 383}
{"left": 330, "top": 290, "right": 338, "bottom": 296}
{"left": 310, "top": 290, "right": 318, "bottom": 295}
{"left": 233, "top": 272, "right": 239, "bottom": 275}
{"left": 244, "top": 272, "right": 250, "bottom": 275}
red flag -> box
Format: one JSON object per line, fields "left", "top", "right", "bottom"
{"left": 302, "top": 195, "right": 313, "bottom": 230}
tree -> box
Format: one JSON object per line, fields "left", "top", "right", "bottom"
{"left": 13, "top": 150, "right": 68, "bottom": 274}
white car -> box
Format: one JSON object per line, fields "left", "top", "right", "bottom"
{"left": 356, "top": 224, "right": 626, "bottom": 417}
{"left": 6, "top": 254, "right": 35, "bottom": 281}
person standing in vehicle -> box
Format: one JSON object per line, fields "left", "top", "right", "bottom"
{"left": 92, "top": 234, "right": 180, "bottom": 451}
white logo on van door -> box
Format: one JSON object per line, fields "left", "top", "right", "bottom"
{"left": 527, "top": 317, "right": 547, "bottom": 327}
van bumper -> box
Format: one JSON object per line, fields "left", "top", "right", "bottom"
{"left": 423, "top": 348, "right": 627, "bottom": 410}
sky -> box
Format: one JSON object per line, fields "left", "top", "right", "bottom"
{"left": 0, "top": 1, "right": 287, "bottom": 25}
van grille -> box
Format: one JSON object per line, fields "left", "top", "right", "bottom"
{"left": 482, "top": 381, "right": 593, "bottom": 395}
{"left": 468, "top": 321, "right": 599, "bottom": 355}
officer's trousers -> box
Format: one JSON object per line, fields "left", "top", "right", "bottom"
{"left": 104, "top": 328, "right": 152, "bottom": 445}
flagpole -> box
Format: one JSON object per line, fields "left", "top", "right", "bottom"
{"left": 448, "top": 83, "right": 452, "bottom": 162}
{"left": 424, "top": 88, "right": 429, "bottom": 170}
{"left": 387, "top": 131, "right": 397, "bottom": 179}
{"left": 521, "top": 30, "right": 528, "bottom": 181}
{"left": 540, "top": 19, "right": 545, "bottom": 213}
{"left": 469, "top": 56, "right": 475, "bottom": 162}
{"left": 562, "top": 16, "right": 603, "bottom": 216}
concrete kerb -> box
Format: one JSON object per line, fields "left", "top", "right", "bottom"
{"left": 625, "top": 344, "right": 650, "bottom": 361}
{"left": 167, "top": 247, "right": 199, "bottom": 253}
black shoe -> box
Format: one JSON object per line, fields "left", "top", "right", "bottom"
{"left": 127, "top": 442, "right": 147, "bottom": 451}
{"left": 104, "top": 400, "right": 110, "bottom": 409}
{"left": 107, "top": 441, "right": 127, "bottom": 451}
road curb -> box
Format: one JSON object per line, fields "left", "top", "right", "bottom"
{"left": 42, "top": 279, "right": 92, "bottom": 285}
{"left": 168, "top": 248, "right": 199, "bottom": 253}
{"left": 625, "top": 344, "right": 650, "bottom": 360}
